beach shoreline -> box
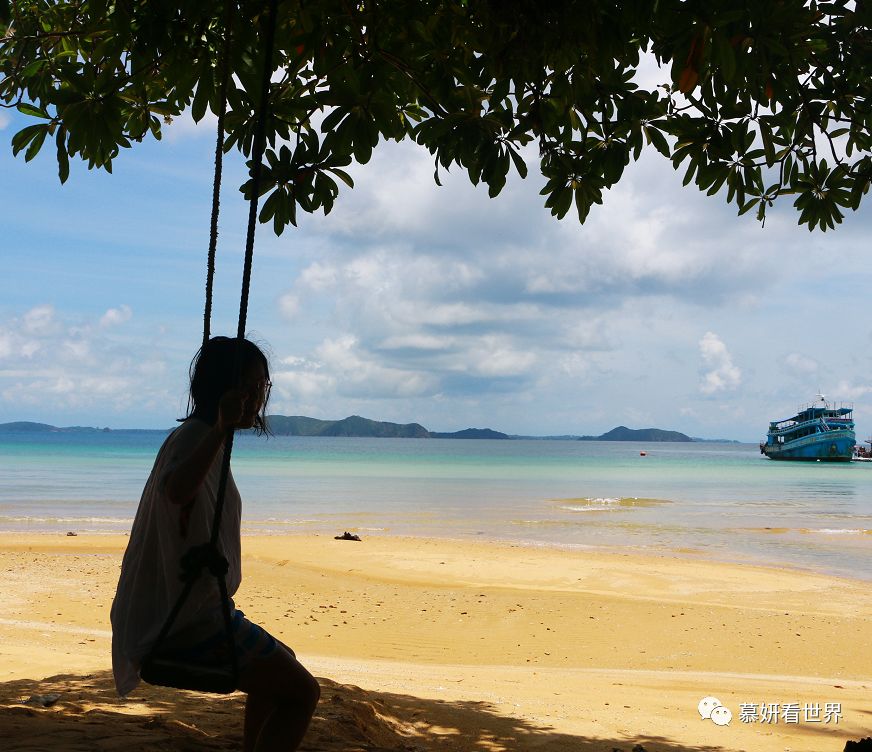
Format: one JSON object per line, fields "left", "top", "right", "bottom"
{"left": 1, "top": 532, "right": 870, "bottom": 751}
{"left": 4, "top": 521, "right": 872, "bottom": 583}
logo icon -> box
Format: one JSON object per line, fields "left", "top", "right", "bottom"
{"left": 698, "top": 696, "right": 732, "bottom": 726}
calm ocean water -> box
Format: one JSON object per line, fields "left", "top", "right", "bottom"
{"left": 1, "top": 430, "right": 871, "bottom": 580}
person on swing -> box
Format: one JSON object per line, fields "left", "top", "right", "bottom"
{"left": 111, "top": 336, "right": 320, "bottom": 751}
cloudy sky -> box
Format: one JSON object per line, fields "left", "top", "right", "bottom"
{"left": 2, "top": 104, "right": 871, "bottom": 442}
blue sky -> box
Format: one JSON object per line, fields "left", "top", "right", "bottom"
{"left": 2, "top": 106, "right": 871, "bottom": 441}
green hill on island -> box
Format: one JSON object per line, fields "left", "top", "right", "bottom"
{"left": 0, "top": 419, "right": 697, "bottom": 442}
{"left": 430, "top": 428, "right": 509, "bottom": 439}
{"left": 0, "top": 421, "right": 110, "bottom": 433}
{"left": 265, "top": 415, "right": 508, "bottom": 439}
{"left": 0, "top": 421, "right": 57, "bottom": 432}
{"left": 578, "top": 426, "right": 693, "bottom": 442}
{"left": 266, "top": 414, "right": 430, "bottom": 438}
{"left": 0, "top": 417, "right": 509, "bottom": 439}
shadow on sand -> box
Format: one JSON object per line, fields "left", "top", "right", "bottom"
{"left": 5, "top": 669, "right": 863, "bottom": 752}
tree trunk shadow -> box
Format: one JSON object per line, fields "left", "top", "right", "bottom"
{"left": 0, "top": 669, "right": 794, "bottom": 752}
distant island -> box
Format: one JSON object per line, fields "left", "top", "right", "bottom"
{"left": 0, "top": 418, "right": 716, "bottom": 442}
{"left": 0, "top": 421, "right": 116, "bottom": 433}
{"left": 264, "top": 415, "right": 508, "bottom": 439}
{"left": 576, "top": 426, "right": 693, "bottom": 442}
{"left": 0, "top": 417, "right": 510, "bottom": 440}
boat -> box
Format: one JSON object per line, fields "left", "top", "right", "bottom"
{"left": 760, "top": 395, "right": 855, "bottom": 461}
{"left": 853, "top": 437, "right": 872, "bottom": 462}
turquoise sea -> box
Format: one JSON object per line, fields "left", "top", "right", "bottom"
{"left": 2, "top": 430, "right": 871, "bottom": 580}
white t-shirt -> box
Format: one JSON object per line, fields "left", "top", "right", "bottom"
{"left": 111, "top": 418, "right": 242, "bottom": 696}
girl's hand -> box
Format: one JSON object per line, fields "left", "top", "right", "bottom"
{"left": 216, "top": 388, "right": 251, "bottom": 432}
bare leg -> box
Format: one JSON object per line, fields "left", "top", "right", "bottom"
{"left": 243, "top": 693, "right": 275, "bottom": 752}
{"left": 238, "top": 644, "right": 320, "bottom": 752}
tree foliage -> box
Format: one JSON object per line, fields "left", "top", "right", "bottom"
{"left": 1, "top": 0, "right": 870, "bottom": 233}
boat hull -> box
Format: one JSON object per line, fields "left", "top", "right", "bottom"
{"left": 762, "top": 431, "right": 855, "bottom": 461}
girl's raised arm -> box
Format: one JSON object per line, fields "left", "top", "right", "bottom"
{"left": 164, "top": 389, "right": 248, "bottom": 506}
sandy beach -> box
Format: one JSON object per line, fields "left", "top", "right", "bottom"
{"left": 1, "top": 532, "right": 869, "bottom": 751}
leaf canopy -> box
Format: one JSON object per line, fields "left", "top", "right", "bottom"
{"left": 1, "top": 0, "right": 870, "bottom": 232}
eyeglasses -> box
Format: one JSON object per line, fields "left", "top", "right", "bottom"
{"left": 242, "top": 379, "right": 272, "bottom": 394}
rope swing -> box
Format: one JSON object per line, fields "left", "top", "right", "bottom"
{"left": 140, "top": 0, "right": 280, "bottom": 694}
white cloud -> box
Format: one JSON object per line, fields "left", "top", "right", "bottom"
{"left": 20, "top": 340, "right": 40, "bottom": 358}
{"left": 278, "top": 293, "right": 300, "bottom": 318}
{"left": 784, "top": 352, "right": 819, "bottom": 375}
{"left": 555, "top": 352, "right": 593, "bottom": 378}
{"left": 833, "top": 380, "right": 872, "bottom": 401}
{"left": 0, "top": 111, "right": 10, "bottom": 130}
{"left": 314, "top": 335, "right": 438, "bottom": 398}
{"left": 300, "top": 262, "right": 339, "bottom": 291}
{"left": 465, "top": 335, "right": 537, "bottom": 378}
{"left": 699, "top": 332, "right": 742, "bottom": 394}
{"left": 272, "top": 337, "right": 441, "bottom": 406}
{"left": 279, "top": 355, "right": 310, "bottom": 367}
{"left": 63, "top": 339, "right": 91, "bottom": 360}
{"left": 313, "top": 142, "right": 783, "bottom": 309}
{"left": 565, "top": 318, "right": 615, "bottom": 350}
{"left": 272, "top": 368, "right": 334, "bottom": 402}
{"left": 47, "top": 375, "right": 76, "bottom": 395}
{"left": 22, "top": 305, "right": 58, "bottom": 336}
{"left": 380, "top": 333, "right": 452, "bottom": 351}
{"left": 99, "top": 305, "right": 132, "bottom": 327}
{"left": 264, "top": 148, "right": 809, "bottom": 432}
{"left": 161, "top": 110, "right": 218, "bottom": 142}
{"left": 0, "top": 306, "right": 172, "bottom": 421}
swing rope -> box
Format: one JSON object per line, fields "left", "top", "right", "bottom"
{"left": 202, "top": 0, "right": 236, "bottom": 349}
{"left": 213, "top": 0, "right": 281, "bottom": 548}
{"left": 140, "top": 0, "right": 279, "bottom": 695}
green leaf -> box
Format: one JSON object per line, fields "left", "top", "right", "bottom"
{"left": 329, "top": 168, "right": 354, "bottom": 189}
{"left": 53, "top": 126, "right": 69, "bottom": 183}
{"left": 259, "top": 188, "right": 280, "bottom": 223}
{"left": 507, "top": 146, "right": 528, "bottom": 179}
{"left": 696, "top": 164, "right": 721, "bottom": 191}
{"left": 321, "top": 107, "right": 347, "bottom": 132}
{"left": 706, "top": 170, "right": 728, "bottom": 196}
{"left": 713, "top": 34, "right": 736, "bottom": 83}
{"left": 11, "top": 125, "right": 45, "bottom": 156}
{"left": 352, "top": 134, "right": 372, "bottom": 165}
{"left": 17, "top": 103, "right": 50, "bottom": 120}
{"left": 682, "top": 157, "right": 698, "bottom": 187}
{"left": 738, "top": 198, "right": 760, "bottom": 216}
{"left": 287, "top": 193, "right": 298, "bottom": 227}
{"left": 24, "top": 127, "right": 48, "bottom": 161}
{"left": 21, "top": 59, "right": 48, "bottom": 77}
{"left": 554, "top": 186, "right": 573, "bottom": 218}
{"left": 191, "top": 75, "right": 213, "bottom": 123}
{"left": 646, "top": 126, "right": 671, "bottom": 157}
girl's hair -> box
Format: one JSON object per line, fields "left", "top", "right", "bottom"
{"left": 182, "top": 336, "right": 272, "bottom": 435}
